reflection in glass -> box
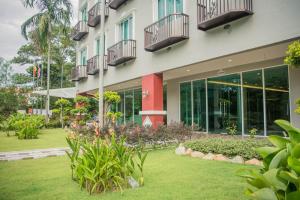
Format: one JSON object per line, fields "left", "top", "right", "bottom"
{"left": 207, "top": 74, "right": 242, "bottom": 134}
{"left": 193, "top": 80, "right": 206, "bottom": 131}
{"left": 134, "top": 88, "right": 142, "bottom": 125}
{"left": 242, "top": 70, "right": 264, "bottom": 135}
{"left": 180, "top": 82, "right": 192, "bottom": 125}
{"left": 117, "top": 92, "right": 124, "bottom": 124}
{"left": 125, "top": 90, "right": 133, "bottom": 123}
{"left": 265, "top": 66, "right": 290, "bottom": 135}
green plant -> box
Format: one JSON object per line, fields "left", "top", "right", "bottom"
{"left": 284, "top": 40, "right": 300, "bottom": 68}
{"left": 226, "top": 123, "right": 238, "bottom": 136}
{"left": 66, "top": 133, "right": 147, "bottom": 194}
{"left": 296, "top": 98, "right": 300, "bottom": 115}
{"left": 249, "top": 128, "right": 258, "bottom": 139}
{"left": 53, "top": 98, "right": 72, "bottom": 128}
{"left": 0, "top": 120, "right": 10, "bottom": 137}
{"left": 185, "top": 137, "right": 271, "bottom": 160}
{"left": 239, "top": 120, "right": 300, "bottom": 200}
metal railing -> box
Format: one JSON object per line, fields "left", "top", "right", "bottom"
{"left": 88, "top": 1, "right": 109, "bottom": 27}
{"left": 197, "top": 0, "right": 253, "bottom": 23}
{"left": 144, "top": 13, "right": 189, "bottom": 51}
{"left": 71, "top": 21, "right": 88, "bottom": 40}
{"left": 108, "top": 0, "right": 128, "bottom": 10}
{"left": 87, "top": 55, "right": 108, "bottom": 75}
{"left": 107, "top": 40, "right": 136, "bottom": 66}
{"left": 71, "top": 65, "right": 87, "bottom": 81}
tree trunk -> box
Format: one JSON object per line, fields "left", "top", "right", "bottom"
{"left": 45, "top": 25, "right": 51, "bottom": 123}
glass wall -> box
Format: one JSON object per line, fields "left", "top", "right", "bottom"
{"left": 207, "top": 74, "right": 242, "bottom": 134}
{"left": 193, "top": 80, "right": 207, "bottom": 131}
{"left": 179, "top": 65, "right": 290, "bottom": 136}
{"left": 125, "top": 90, "right": 134, "bottom": 123}
{"left": 134, "top": 88, "right": 142, "bottom": 125}
{"left": 180, "top": 82, "right": 192, "bottom": 125}
{"left": 265, "top": 66, "right": 290, "bottom": 135}
{"left": 242, "top": 70, "right": 264, "bottom": 135}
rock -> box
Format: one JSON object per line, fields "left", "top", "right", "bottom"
{"left": 202, "top": 153, "right": 215, "bottom": 160}
{"left": 191, "top": 151, "right": 205, "bottom": 158}
{"left": 175, "top": 144, "right": 186, "bottom": 155}
{"left": 245, "top": 158, "right": 262, "bottom": 166}
{"left": 213, "top": 154, "right": 229, "bottom": 161}
{"left": 128, "top": 177, "right": 139, "bottom": 188}
{"left": 230, "top": 156, "right": 244, "bottom": 164}
{"left": 185, "top": 148, "right": 193, "bottom": 156}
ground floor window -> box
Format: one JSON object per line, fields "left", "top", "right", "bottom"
{"left": 180, "top": 65, "right": 290, "bottom": 136}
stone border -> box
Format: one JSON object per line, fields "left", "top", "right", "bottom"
{"left": 175, "top": 144, "right": 262, "bottom": 166}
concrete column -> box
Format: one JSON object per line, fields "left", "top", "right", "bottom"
{"left": 140, "top": 73, "right": 166, "bottom": 128}
{"left": 289, "top": 67, "right": 300, "bottom": 128}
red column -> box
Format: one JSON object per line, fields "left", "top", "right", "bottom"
{"left": 141, "top": 73, "right": 165, "bottom": 129}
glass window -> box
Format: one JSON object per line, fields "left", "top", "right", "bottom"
{"left": 117, "top": 92, "right": 124, "bottom": 124}
{"left": 180, "top": 82, "right": 192, "bottom": 125}
{"left": 133, "top": 88, "right": 142, "bottom": 125}
{"left": 158, "top": 0, "right": 183, "bottom": 19}
{"left": 242, "top": 70, "right": 264, "bottom": 135}
{"left": 193, "top": 80, "right": 207, "bottom": 131}
{"left": 120, "top": 15, "right": 133, "bottom": 40}
{"left": 207, "top": 74, "right": 242, "bottom": 134}
{"left": 264, "top": 66, "right": 290, "bottom": 135}
{"left": 80, "top": 48, "right": 87, "bottom": 65}
{"left": 163, "top": 85, "right": 167, "bottom": 124}
{"left": 81, "top": 5, "right": 88, "bottom": 22}
{"left": 125, "top": 90, "right": 133, "bottom": 123}
{"left": 95, "top": 35, "right": 106, "bottom": 55}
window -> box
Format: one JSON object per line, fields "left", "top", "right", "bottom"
{"left": 133, "top": 89, "right": 142, "bottom": 125}
{"left": 80, "top": 48, "right": 87, "bottom": 65}
{"left": 180, "top": 82, "right": 192, "bottom": 125}
{"left": 95, "top": 35, "right": 106, "bottom": 55}
{"left": 207, "top": 74, "right": 242, "bottom": 134}
{"left": 158, "top": 0, "right": 183, "bottom": 19}
{"left": 193, "top": 80, "right": 207, "bottom": 131}
{"left": 242, "top": 70, "right": 264, "bottom": 135}
{"left": 264, "top": 65, "right": 290, "bottom": 135}
{"left": 81, "top": 4, "right": 88, "bottom": 22}
{"left": 119, "top": 15, "right": 133, "bottom": 40}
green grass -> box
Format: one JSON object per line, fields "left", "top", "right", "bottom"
{"left": 0, "top": 149, "right": 255, "bottom": 200}
{"left": 0, "top": 129, "right": 68, "bottom": 152}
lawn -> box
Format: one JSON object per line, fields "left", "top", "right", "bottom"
{"left": 0, "top": 149, "right": 256, "bottom": 200}
{"left": 0, "top": 129, "right": 68, "bottom": 152}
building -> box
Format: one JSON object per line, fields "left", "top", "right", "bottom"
{"left": 71, "top": 0, "right": 300, "bottom": 136}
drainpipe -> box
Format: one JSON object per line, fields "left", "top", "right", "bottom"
{"left": 98, "top": 0, "right": 106, "bottom": 128}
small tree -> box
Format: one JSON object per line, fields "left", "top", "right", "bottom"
{"left": 53, "top": 98, "right": 72, "bottom": 128}
{"left": 284, "top": 40, "right": 300, "bottom": 68}
{"left": 103, "top": 91, "right": 122, "bottom": 127}
{"left": 71, "top": 96, "right": 91, "bottom": 126}
{"left": 296, "top": 98, "right": 300, "bottom": 115}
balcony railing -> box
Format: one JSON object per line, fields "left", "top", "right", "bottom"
{"left": 107, "top": 40, "right": 136, "bottom": 66}
{"left": 108, "top": 0, "right": 128, "bottom": 10}
{"left": 144, "top": 13, "right": 189, "bottom": 52}
{"left": 88, "top": 1, "right": 109, "bottom": 27}
{"left": 197, "top": 0, "right": 253, "bottom": 31}
{"left": 71, "top": 65, "right": 88, "bottom": 81}
{"left": 71, "top": 21, "right": 88, "bottom": 41}
{"left": 87, "top": 55, "right": 108, "bottom": 75}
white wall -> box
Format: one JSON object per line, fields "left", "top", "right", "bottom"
{"left": 75, "top": 0, "right": 300, "bottom": 93}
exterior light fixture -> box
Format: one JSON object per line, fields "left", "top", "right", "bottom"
{"left": 142, "top": 90, "right": 149, "bottom": 98}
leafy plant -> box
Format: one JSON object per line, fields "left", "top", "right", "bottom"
{"left": 295, "top": 98, "right": 300, "bottom": 115}
{"left": 66, "top": 133, "right": 147, "bottom": 194}
{"left": 284, "top": 40, "right": 300, "bottom": 68}
{"left": 185, "top": 137, "right": 271, "bottom": 160}
{"left": 53, "top": 98, "right": 72, "bottom": 128}
{"left": 249, "top": 128, "right": 258, "bottom": 139}
{"left": 0, "top": 120, "right": 11, "bottom": 137}
{"left": 226, "top": 123, "right": 238, "bottom": 136}
{"left": 239, "top": 120, "right": 300, "bottom": 200}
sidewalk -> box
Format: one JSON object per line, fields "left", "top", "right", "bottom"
{"left": 0, "top": 147, "right": 70, "bottom": 161}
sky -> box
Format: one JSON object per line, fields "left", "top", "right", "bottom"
{"left": 0, "top": 0, "right": 78, "bottom": 73}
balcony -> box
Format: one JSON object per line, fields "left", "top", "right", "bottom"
{"left": 197, "top": 0, "right": 253, "bottom": 31}
{"left": 107, "top": 40, "right": 136, "bottom": 66}
{"left": 144, "top": 13, "right": 189, "bottom": 52}
{"left": 71, "top": 65, "right": 88, "bottom": 81}
{"left": 71, "top": 21, "right": 88, "bottom": 41}
{"left": 108, "top": 0, "right": 128, "bottom": 10}
{"left": 88, "top": 2, "right": 109, "bottom": 27}
{"left": 87, "top": 55, "right": 108, "bottom": 75}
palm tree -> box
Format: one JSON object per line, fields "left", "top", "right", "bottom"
{"left": 21, "top": 0, "right": 72, "bottom": 123}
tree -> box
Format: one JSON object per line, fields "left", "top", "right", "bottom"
{"left": 0, "top": 57, "right": 12, "bottom": 87}
{"left": 21, "top": 0, "right": 72, "bottom": 123}
{"left": 284, "top": 40, "right": 300, "bottom": 68}
{"left": 11, "top": 73, "right": 32, "bottom": 85}
{"left": 53, "top": 98, "right": 72, "bottom": 128}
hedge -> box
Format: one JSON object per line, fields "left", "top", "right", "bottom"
{"left": 184, "top": 137, "right": 271, "bottom": 160}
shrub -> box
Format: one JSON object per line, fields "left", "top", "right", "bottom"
{"left": 184, "top": 137, "right": 271, "bottom": 160}
{"left": 239, "top": 120, "right": 300, "bottom": 200}
{"left": 284, "top": 40, "right": 300, "bottom": 68}
{"left": 66, "top": 134, "right": 147, "bottom": 194}
{"left": 8, "top": 114, "right": 45, "bottom": 139}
